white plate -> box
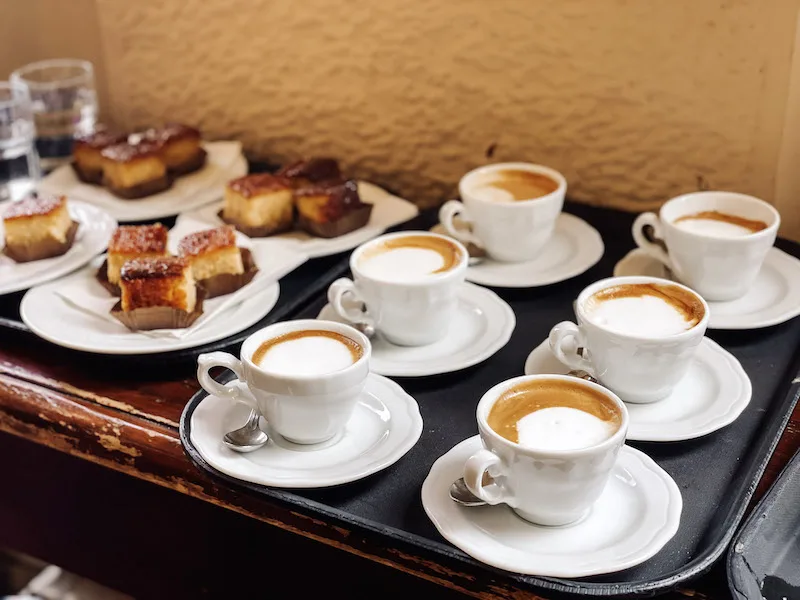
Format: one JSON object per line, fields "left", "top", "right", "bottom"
{"left": 317, "top": 283, "right": 515, "bottom": 377}
{"left": 36, "top": 141, "right": 247, "bottom": 223}
{"left": 20, "top": 239, "right": 306, "bottom": 354}
{"left": 438, "top": 213, "right": 604, "bottom": 288}
{"left": 524, "top": 337, "right": 752, "bottom": 442}
{"left": 614, "top": 248, "right": 800, "bottom": 330}
{"left": 422, "top": 436, "right": 682, "bottom": 578}
{"left": 189, "top": 373, "right": 422, "bottom": 488}
{"left": 179, "top": 181, "right": 419, "bottom": 258}
{"left": 0, "top": 199, "right": 117, "bottom": 296}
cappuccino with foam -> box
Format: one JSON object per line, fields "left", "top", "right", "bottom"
{"left": 487, "top": 378, "right": 622, "bottom": 451}
{"left": 252, "top": 329, "right": 363, "bottom": 376}
{"left": 356, "top": 234, "right": 464, "bottom": 283}
{"left": 471, "top": 169, "right": 560, "bottom": 203}
{"left": 673, "top": 210, "right": 768, "bottom": 238}
{"left": 584, "top": 282, "right": 705, "bottom": 337}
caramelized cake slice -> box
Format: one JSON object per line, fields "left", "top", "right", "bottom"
{"left": 2, "top": 194, "right": 78, "bottom": 262}
{"left": 72, "top": 128, "right": 128, "bottom": 184}
{"left": 142, "top": 123, "right": 206, "bottom": 175}
{"left": 106, "top": 223, "right": 168, "bottom": 285}
{"left": 277, "top": 158, "right": 342, "bottom": 187}
{"left": 178, "top": 225, "right": 244, "bottom": 281}
{"left": 222, "top": 174, "right": 294, "bottom": 236}
{"left": 295, "top": 179, "right": 372, "bottom": 238}
{"left": 120, "top": 256, "right": 196, "bottom": 313}
{"left": 101, "top": 140, "right": 171, "bottom": 199}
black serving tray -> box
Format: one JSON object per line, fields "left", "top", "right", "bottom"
{"left": 727, "top": 447, "right": 800, "bottom": 600}
{"left": 180, "top": 203, "right": 800, "bottom": 597}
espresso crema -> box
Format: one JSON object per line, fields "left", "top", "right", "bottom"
{"left": 488, "top": 378, "right": 622, "bottom": 451}
{"left": 357, "top": 235, "right": 463, "bottom": 282}
{"left": 584, "top": 283, "right": 705, "bottom": 337}
{"left": 253, "top": 330, "right": 363, "bottom": 376}
{"left": 472, "top": 169, "right": 559, "bottom": 202}
{"left": 674, "top": 210, "right": 769, "bottom": 237}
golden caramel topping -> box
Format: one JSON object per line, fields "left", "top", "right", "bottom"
{"left": 74, "top": 129, "right": 128, "bottom": 150}
{"left": 3, "top": 194, "right": 66, "bottom": 221}
{"left": 140, "top": 123, "right": 201, "bottom": 144}
{"left": 227, "top": 174, "right": 292, "bottom": 198}
{"left": 121, "top": 256, "right": 188, "bottom": 281}
{"left": 101, "top": 141, "right": 163, "bottom": 163}
{"left": 108, "top": 224, "right": 168, "bottom": 254}
{"left": 178, "top": 225, "right": 237, "bottom": 257}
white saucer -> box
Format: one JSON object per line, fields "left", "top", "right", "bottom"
{"left": 433, "top": 213, "right": 604, "bottom": 288}
{"left": 179, "top": 181, "right": 419, "bottom": 259}
{"left": 317, "top": 283, "right": 515, "bottom": 377}
{"left": 190, "top": 374, "right": 422, "bottom": 488}
{"left": 0, "top": 199, "right": 117, "bottom": 296}
{"left": 422, "top": 436, "right": 682, "bottom": 578}
{"left": 524, "top": 338, "right": 751, "bottom": 442}
{"left": 614, "top": 248, "right": 800, "bottom": 330}
{"left": 36, "top": 142, "right": 247, "bottom": 223}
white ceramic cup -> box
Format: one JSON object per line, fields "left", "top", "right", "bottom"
{"left": 632, "top": 191, "right": 780, "bottom": 301}
{"left": 327, "top": 231, "right": 468, "bottom": 346}
{"left": 439, "top": 162, "right": 567, "bottom": 262}
{"left": 464, "top": 374, "right": 628, "bottom": 527}
{"left": 196, "top": 319, "right": 371, "bottom": 445}
{"left": 548, "top": 276, "right": 709, "bottom": 404}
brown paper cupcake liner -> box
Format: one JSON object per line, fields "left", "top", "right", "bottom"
{"left": 217, "top": 209, "right": 294, "bottom": 238}
{"left": 111, "top": 286, "right": 207, "bottom": 331}
{"left": 3, "top": 221, "right": 80, "bottom": 263}
{"left": 197, "top": 247, "right": 259, "bottom": 299}
{"left": 296, "top": 203, "right": 373, "bottom": 239}
{"left": 95, "top": 258, "right": 121, "bottom": 296}
{"left": 103, "top": 173, "right": 174, "bottom": 200}
{"left": 70, "top": 161, "right": 104, "bottom": 185}
{"left": 168, "top": 147, "right": 207, "bottom": 176}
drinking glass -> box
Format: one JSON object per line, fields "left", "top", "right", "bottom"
{"left": 10, "top": 59, "right": 98, "bottom": 171}
{"left": 0, "top": 81, "right": 40, "bottom": 202}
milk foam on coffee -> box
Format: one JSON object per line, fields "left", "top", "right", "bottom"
{"left": 487, "top": 378, "right": 621, "bottom": 452}
{"left": 584, "top": 283, "right": 704, "bottom": 337}
{"left": 253, "top": 330, "right": 362, "bottom": 376}
{"left": 471, "top": 169, "right": 559, "bottom": 203}
{"left": 357, "top": 235, "right": 462, "bottom": 283}
{"left": 673, "top": 210, "right": 769, "bottom": 238}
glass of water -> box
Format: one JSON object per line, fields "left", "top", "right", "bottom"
{"left": 10, "top": 59, "right": 98, "bottom": 172}
{"left": 0, "top": 81, "right": 40, "bottom": 202}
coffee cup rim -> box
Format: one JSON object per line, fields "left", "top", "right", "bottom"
{"left": 458, "top": 162, "right": 567, "bottom": 205}
{"left": 349, "top": 230, "right": 469, "bottom": 286}
{"left": 659, "top": 190, "right": 781, "bottom": 241}
{"left": 476, "top": 374, "right": 629, "bottom": 458}
{"left": 240, "top": 319, "right": 371, "bottom": 381}
{"left": 575, "top": 275, "right": 710, "bottom": 342}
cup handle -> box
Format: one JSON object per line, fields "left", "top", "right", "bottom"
{"left": 439, "top": 200, "right": 482, "bottom": 248}
{"left": 463, "top": 448, "right": 516, "bottom": 507}
{"left": 632, "top": 212, "right": 672, "bottom": 270}
{"left": 327, "top": 278, "right": 375, "bottom": 329}
{"left": 197, "top": 352, "right": 258, "bottom": 411}
{"left": 548, "top": 321, "right": 595, "bottom": 375}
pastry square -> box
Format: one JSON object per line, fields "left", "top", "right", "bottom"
{"left": 295, "top": 179, "right": 372, "bottom": 238}
{"left": 178, "top": 225, "right": 244, "bottom": 281}
{"left": 72, "top": 128, "right": 128, "bottom": 184}
{"left": 100, "top": 141, "right": 171, "bottom": 198}
{"left": 277, "top": 158, "right": 342, "bottom": 187}
{"left": 2, "top": 194, "right": 78, "bottom": 262}
{"left": 120, "top": 256, "right": 196, "bottom": 313}
{"left": 106, "top": 223, "right": 168, "bottom": 285}
{"left": 143, "top": 123, "right": 206, "bottom": 175}
{"left": 222, "top": 174, "right": 294, "bottom": 235}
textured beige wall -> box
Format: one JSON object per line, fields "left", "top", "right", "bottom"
{"left": 3, "top": 0, "right": 800, "bottom": 237}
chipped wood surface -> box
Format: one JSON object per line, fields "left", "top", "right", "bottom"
{"left": 0, "top": 327, "right": 798, "bottom": 599}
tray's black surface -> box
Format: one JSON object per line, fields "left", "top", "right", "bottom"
{"left": 180, "top": 203, "right": 800, "bottom": 597}
{"left": 727, "top": 447, "right": 800, "bottom": 600}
